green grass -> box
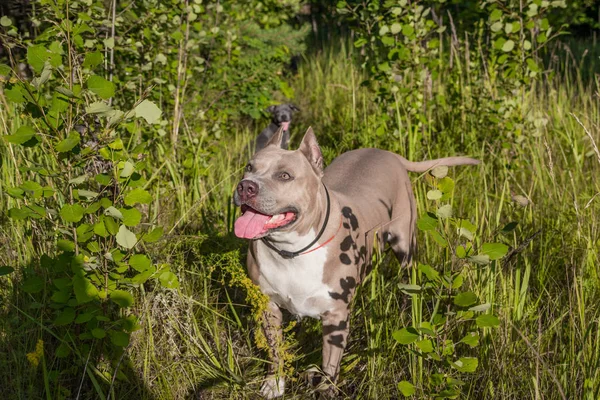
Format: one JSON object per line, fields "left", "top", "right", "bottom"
{"left": 1, "top": 35, "right": 600, "bottom": 399}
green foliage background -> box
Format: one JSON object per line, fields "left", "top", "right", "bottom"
{"left": 0, "top": 0, "right": 599, "bottom": 399}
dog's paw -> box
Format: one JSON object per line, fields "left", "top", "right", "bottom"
{"left": 315, "top": 380, "right": 338, "bottom": 399}
{"left": 260, "top": 375, "right": 285, "bottom": 399}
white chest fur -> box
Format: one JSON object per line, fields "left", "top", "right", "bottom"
{"left": 256, "top": 234, "right": 334, "bottom": 319}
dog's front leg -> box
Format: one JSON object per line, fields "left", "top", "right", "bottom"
{"left": 320, "top": 308, "right": 350, "bottom": 393}
{"left": 260, "top": 301, "right": 285, "bottom": 399}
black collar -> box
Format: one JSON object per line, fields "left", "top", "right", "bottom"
{"left": 260, "top": 184, "right": 331, "bottom": 259}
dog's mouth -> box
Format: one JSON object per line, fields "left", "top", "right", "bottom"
{"left": 280, "top": 121, "right": 290, "bottom": 131}
{"left": 234, "top": 205, "right": 297, "bottom": 239}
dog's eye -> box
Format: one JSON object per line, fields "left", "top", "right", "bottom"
{"left": 279, "top": 172, "right": 292, "bottom": 180}
{"left": 245, "top": 164, "right": 253, "bottom": 172}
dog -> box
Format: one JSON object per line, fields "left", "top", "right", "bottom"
{"left": 255, "top": 104, "right": 300, "bottom": 152}
{"left": 234, "top": 127, "right": 479, "bottom": 398}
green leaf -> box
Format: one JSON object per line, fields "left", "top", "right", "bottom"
{"left": 501, "top": 221, "right": 518, "bottom": 233}
{"left": 55, "top": 131, "right": 81, "bottom": 152}
{"left": 129, "top": 254, "right": 151, "bottom": 272}
{"left": 20, "top": 180, "right": 43, "bottom": 198}
{"left": 110, "top": 290, "right": 134, "bottom": 308}
{"left": 391, "top": 23, "right": 402, "bottom": 35}
{"left": 104, "top": 217, "right": 119, "bottom": 235}
{"left": 481, "top": 243, "right": 509, "bottom": 260}
{"left": 453, "top": 357, "right": 478, "bottom": 373}
{"left": 402, "top": 24, "right": 414, "bottom": 37}
{"left": 452, "top": 274, "right": 464, "bottom": 289}
{"left": 436, "top": 204, "right": 453, "bottom": 218}
{"left": 95, "top": 174, "right": 112, "bottom": 186}
{"left": 69, "top": 174, "right": 88, "bottom": 185}
{"left": 57, "top": 239, "right": 75, "bottom": 252}
{"left": 32, "top": 63, "right": 52, "bottom": 88}
{"left": 122, "top": 315, "right": 142, "bottom": 332}
{"left": 0, "top": 16, "right": 12, "bottom": 27}
{"left": 143, "top": 226, "right": 163, "bottom": 243}
{"left": 4, "top": 126, "right": 36, "bottom": 145}
{"left": 60, "top": 204, "right": 85, "bottom": 223}
{"left": 459, "top": 332, "right": 479, "bottom": 348}
{"left": 56, "top": 86, "right": 76, "bottom": 98}
{"left": 27, "top": 45, "right": 50, "bottom": 73}
{"left": 490, "top": 9, "right": 503, "bottom": 21}
{"left": 85, "top": 101, "right": 113, "bottom": 115}
{"left": 416, "top": 339, "right": 434, "bottom": 353}
{"left": 75, "top": 312, "right": 94, "bottom": 324}
{"left": 454, "top": 291, "right": 478, "bottom": 307}
{"left": 87, "top": 75, "right": 115, "bottom": 99}
{"left": 6, "top": 187, "right": 24, "bottom": 199}
{"left": 116, "top": 225, "right": 138, "bottom": 249}
{"left": 85, "top": 240, "right": 100, "bottom": 252}
{"left": 83, "top": 51, "right": 103, "bottom": 68}
{"left": 398, "top": 283, "right": 422, "bottom": 294}
{"left": 22, "top": 276, "right": 44, "bottom": 293}
{"left": 468, "top": 254, "right": 490, "bottom": 265}
{"left": 91, "top": 328, "right": 106, "bottom": 339}
{"left": 5, "top": 84, "right": 26, "bottom": 103}
{"left": 54, "top": 307, "right": 76, "bottom": 326}
{"left": 73, "top": 275, "right": 99, "bottom": 303}
{"left": 120, "top": 207, "right": 142, "bottom": 226}
{"left": 135, "top": 100, "right": 162, "bottom": 124}
{"left": 104, "top": 206, "right": 123, "bottom": 219}
{"left": 8, "top": 207, "right": 31, "bottom": 220}
{"left": 93, "top": 220, "right": 108, "bottom": 237}
{"left": 159, "top": 270, "right": 179, "bottom": 289}
{"left": 458, "top": 227, "right": 473, "bottom": 241}
{"left": 110, "top": 330, "right": 130, "bottom": 347}
{"left": 397, "top": 381, "right": 415, "bottom": 397}
{"left": 0, "top": 266, "right": 15, "bottom": 276}
{"left": 426, "top": 190, "right": 442, "bottom": 200}
{"left": 502, "top": 40, "right": 515, "bottom": 52}
{"left": 76, "top": 223, "right": 94, "bottom": 242}
{"left": 469, "top": 303, "right": 491, "bottom": 312}
{"left": 418, "top": 263, "right": 439, "bottom": 281}
{"left": 0, "top": 63, "right": 11, "bottom": 76}
{"left": 431, "top": 165, "right": 448, "bottom": 178}
{"left": 56, "top": 342, "right": 71, "bottom": 358}
{"left": 353, "top": 38, "right": 367, "bottom": 48}
{"left": 476, "top": 314, "right": 500, "bottom": 328}
{"left": 119, "top": 161, "right": 135, "bottom": 178}
{"left": 77, "top": 189, "right": 98, "bottom": 200}
{"left": 417, "top": 213, "right": 437, "bottom": 231}
{"left": 108, "top": 138, "right": 124, "bottom": 150}
{"left": 124, "top": 188, "right": 153, "bottom": 206}
{"left": 393, "top": 327, "right": 419, "bottom": 345}
{"left": 428, "top": 230, "right": 447, "bottom": 247}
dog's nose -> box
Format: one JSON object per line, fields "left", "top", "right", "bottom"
{"left": 237, "top": 180, "right": 259, "bottom": 201}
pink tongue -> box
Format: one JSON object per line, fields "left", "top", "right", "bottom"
{"left": 234, "top": 209, "right": 272, "bottom": 239}
{"left": 281, "top": 121, "right": 290, "bottom": 131}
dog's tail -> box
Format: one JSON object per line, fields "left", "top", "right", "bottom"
{"left": 400, "top": 156, "right": 480, "bottom": 173}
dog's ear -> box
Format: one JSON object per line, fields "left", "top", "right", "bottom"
{"left": 289, "top": 104, "right": 300, "bottom": 112}
{"left": 266, "top": 126, "right": 285, "bottom": 148}
{"left": 266, "top": 105, "right": 276, "bottom": 113}
{"left": 298, "top": 127, "right": 324, "bottom": 175}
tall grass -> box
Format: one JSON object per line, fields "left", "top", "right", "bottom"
{"left": 1, "top": 34, "right": 599, "bottom": 399}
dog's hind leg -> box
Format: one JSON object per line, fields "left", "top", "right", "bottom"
{"left": 386, "top": 181, "right": 418, "bottom": 267}
{"left": 318, "top": 308, "right": 351, "bottom": 395}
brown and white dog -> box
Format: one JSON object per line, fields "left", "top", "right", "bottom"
{"left": 233, "top": 127, "right": 479, "bottom": 397}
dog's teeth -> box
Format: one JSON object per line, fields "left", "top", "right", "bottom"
{"left": 269, "top": 214, "right": 283, "bottom": 223}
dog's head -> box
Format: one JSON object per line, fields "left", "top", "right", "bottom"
{"left": 266, "top": 104, "right": 300, "bottom": 131}
{"left": 234, "top": 127, "right": 324, "bottom": 239}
